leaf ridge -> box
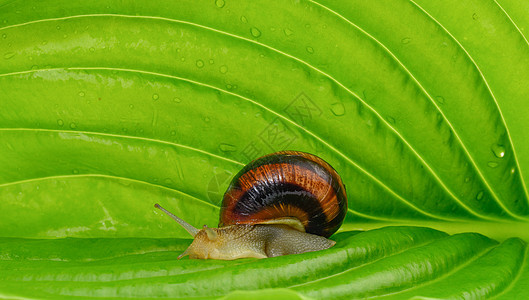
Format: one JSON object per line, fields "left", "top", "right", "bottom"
{"left": 0, "top": 173, "right": 219, "bottom": 209}
{"left": 377, "top": 242, "right": 497, "bottom": 298}
{"left": 288, "top": 234, "right": 446, "bottom": 289}
{"left": 492, "top": 242, "right": 529, "bottom": 299}
{"left": 407, "top": 0, "right": 529, "bottom": 218}
{"left": 0, "top": 127, "right": 244, "bottom": 166}
{"left": 493, "top": 0, "right": 529, "bottom": 49}
{"left": 308, "top": 0, "right": 518, "bottom": 222}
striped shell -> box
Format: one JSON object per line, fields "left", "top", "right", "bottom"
{"left": 219, "top": 151, "right": 347, "bottom": 238}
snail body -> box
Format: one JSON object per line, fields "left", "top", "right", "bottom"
{"left": 155, "top": 151, "right": 347, "bottom": 260}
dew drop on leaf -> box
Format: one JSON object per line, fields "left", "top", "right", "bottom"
{"left": 89, "top": 47, "right": 95, "bottom": 52}
{"left": 250, "top": 27, "right": 261, "bottom": 38}
{"left": 78, "top": 91, "right": 85, "bottom": 97}
{"left": 219, "top": 143, "right": 236, "bottom": 152}
{"left": 401, "top": 37, "right": 411, "bottom": 44}
{"left": 209, "top": 59, "right": 214, "bottom": 64}
{"left": 284, "top": 28, "right": 293, "bottom": 36}
{"left": 491, "top": 144, "right": 506, "bottom": 158}
{"left": 435, "top": 96, "right": 445, "bottom": 104}
{"left": 476, "top": 191, "right": 484, "bottom": 200}
{"left": 72, "top": 169, "right": 79, "bottom": 174}
{"left": 387, "top": 116, "right": 396, "bottom": 124}
{"left": 196, "top": 59, "right": 204, "bottom": 68}
{"left": 219, "top": 65, "right": 228, "bottom": 74}
{"left": 152, "top": 93, "right": 159, "bottom": 100}
{"left": 173, "top": 97, "right": 182, "bottom": 103}
{"left": 1, "top": 34, "right": 6, "bottom": 39}
{"left": 331, "top": 103, "right": 345, "bottom": 116}
{"left": 3, "top": 52, "right": 15, "bottom": 59}
{"left": 240, "top": 16, "right": 248, "bottom": 23}
{"left": 215, "top": 0, "right": 225, "bottom": 8}
{"left": 511, "top": 167, "right": 516, "bottom": 174}
{"left": 487, "top": 162, "right": 499, "bottom": 168}
{"left": 57, "top": 119, "right": 64, "bottom": 127}
{"left": 464, "top": 177, "right": 471, "bottom": 183}
{"left": 306, "top": 46, "right": 314, "bottom": 54}
{"left": 129, "top": 104, "right": 134, "bottom": 109}
{"left": 69, "top": 122, "right": 77, "bottom": 129}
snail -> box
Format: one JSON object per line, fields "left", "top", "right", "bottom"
{"left": 155, "top": 150, "right": 347, "bottom": 260}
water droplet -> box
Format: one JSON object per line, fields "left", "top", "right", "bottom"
{"left": 435, "top": 96, "right": 445, "bottom": 104}
{"left": 436, "top": 113, "right": 443, "bottom": 122}
{"left": 387, "top": 116, "right": 396, "bottom": 124}
{"left": 487, "top": 161, "right": 499, "bottom": 168}
{"left": 306, "top": 46, "right": 314, "bottom": 54}
{"left": 219, "top": 65, "right": 228, "bottom": 74}
{"left": 129, "top": 104, "right": 134, "bottom": 109}
{"left": 511, "top": 167, "right": 516, "bottom": 174}
{"left": 72, "top": 169, "right": 79, "bottom": 174}
{"left": 180, "top": 57, "right": 186, "bottom": 62}
{"left": 209, "top": 59, "right": 214, "bottom": 64}
{"left": 89, "top": 47, "right": 95, "bottom": 52}
{"left": 1, "top": 34, "right": 6, "bottom": 39}
{"left": 464, "top": 177, "right": 471, "bottom": 183}
{"left": 57, "top": 119, "right": 64, "bottom": 126}
{"left": 331, "top": 103, "right": 345, "bottom": 116}
{"left": 173, "top": 97, "right": 182, "bottom": 103}
{"left": 3, "top": 52, "right": 15, "bottom": 59}
{"left": 41, "top": 41, "right": 48, "bottom": 45}
{"left": 284, "top": 28, "right": 293, "bottom": 36}
{"left": 215, "top": 0, "right": 225, "bottom": 8}
{"left": 196, "top": 59, "right": 204, "bottom": 68}
{"left": 170, "top": 130, "right": 176, "bottom": 136}
{"left": 491, "top": 144, "right": 506, "bottom": 158}
{"left": 68, "top": 122, "right": 77, "bottom": 129}
{"left": 152, "top": 93, "right": 159, "bottom": 100}
{"left": 250, "top": 27, "right": 261, "bottom": 38}
{"left": 56, "top": 25, "right": 61, "bottom": 30}
{"left": 476, "top": 191, "right": 484, "bottom": 200}
{"left": 401, "top": 37, "right": 411, "bottom": 44}
{"left": 472, "top": 13, "right": 478, "bottom": 20}
{"left": 226, "top": 84, "right": 232, "bottom": 89}
{"left": 78, "top": 91, "right": 85, "bottom": 97}
{"left": 240, "top": 16, "right": 248, "bottom": 23}
{"left": 219, "top": 143, "right": 236, "bottom": 152}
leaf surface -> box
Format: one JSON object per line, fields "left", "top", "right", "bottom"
{"left": 0, "top": 0, "right": 528, "bottom": 298}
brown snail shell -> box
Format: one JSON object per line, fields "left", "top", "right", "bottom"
{"left": 219, "top": 151, "right": 347, "bottom": 238}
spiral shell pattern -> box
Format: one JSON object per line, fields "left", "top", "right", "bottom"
{"left": 219, "top": 151, "right": 347, "bottom": 238}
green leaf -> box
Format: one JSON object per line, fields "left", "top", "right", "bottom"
{"left": 1, "top": 0, "right": 528, "bottom": 298}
